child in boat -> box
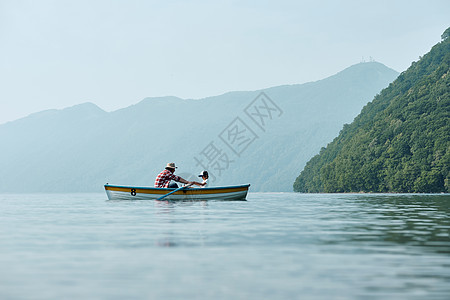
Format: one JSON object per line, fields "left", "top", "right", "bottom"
{"left": 198, "top": 170, "right": 209, "bottom": 188}
{"left": 185, "top": 170, "right": 208, "bottom": 188}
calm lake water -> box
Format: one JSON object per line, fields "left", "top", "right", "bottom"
{"left": 0, "top": 193, "right": 449, "bottom": 299}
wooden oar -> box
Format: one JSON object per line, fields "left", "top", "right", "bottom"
{"left": 156, "top": 183, "right": 194, "bottom": 201}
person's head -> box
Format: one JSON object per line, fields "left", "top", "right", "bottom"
{"left": 165, "top": 162, "right": 177, "bottom": 173}
{"left": 198, "top": 170, "right": 209, "bottom": 179}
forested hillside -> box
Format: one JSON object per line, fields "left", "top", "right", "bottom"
{"left": 294, "top": 29, "right": 450, "bottom": 193}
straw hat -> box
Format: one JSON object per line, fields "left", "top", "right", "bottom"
{"left": 166, "top": 162, "right": 177, "bottom": 169}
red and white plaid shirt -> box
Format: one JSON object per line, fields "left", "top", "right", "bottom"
{"left": 154, "top": 169, "right": 181, "bottom": 188}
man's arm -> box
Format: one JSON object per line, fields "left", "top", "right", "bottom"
{"left": 177, "top": 177, "right": 192, "bottom": 185}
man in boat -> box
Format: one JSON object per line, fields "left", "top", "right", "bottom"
{"left": 155, "top": 163, "right": 203, "bottom": 188}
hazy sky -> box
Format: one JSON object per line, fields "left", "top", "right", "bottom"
{"left": 1, "top": 0, "right": 449, "bottom": 124}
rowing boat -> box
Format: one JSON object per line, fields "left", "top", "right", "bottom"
{"left": 104, "top": 183, "right": 250, "bottom": 201}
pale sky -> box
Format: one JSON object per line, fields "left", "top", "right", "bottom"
{"left": 1, "top": 0, "right": 449, "bottom": 124}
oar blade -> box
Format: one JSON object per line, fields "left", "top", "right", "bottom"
{"left": 156, "top": 183, "right": 193, "bottom": 201}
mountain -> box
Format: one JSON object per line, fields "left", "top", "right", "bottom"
{"left": 0, "top": 62, "right": 398, "bottom": 192}
{"left": 294, "top": 30, "right": 450, "bottom": 193}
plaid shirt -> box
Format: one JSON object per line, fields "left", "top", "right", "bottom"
{"left": 154, "top": 169, "right": 181, "bottom": 188}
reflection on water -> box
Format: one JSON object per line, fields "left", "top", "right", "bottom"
{"left": 153, "top": 199, "right": 210, "bottom": 248}
{"left": 335, "top": 194, "right": 450, "bottom": 253}
{"left": 0, "top": 193, "right": 449, "bottom": 299}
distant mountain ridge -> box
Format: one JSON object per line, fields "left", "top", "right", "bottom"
{"left": 0, "top": 62, "right": 398, "bottom": 192}
{"left": 294, "top": 31, "right": 450, "bottom": 193}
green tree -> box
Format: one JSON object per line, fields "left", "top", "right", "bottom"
{"left": 294, "top": 27, "right": 450, "bottom": 193}
{"left": 442, "top": 27, "right": 450, "bottom": 41}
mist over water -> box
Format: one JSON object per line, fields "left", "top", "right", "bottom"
{"left": 0, "top": 62, "right": 399, "bottom": 193}
{"left": 0, "top": 193, "right": 449, "bottom": 299}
